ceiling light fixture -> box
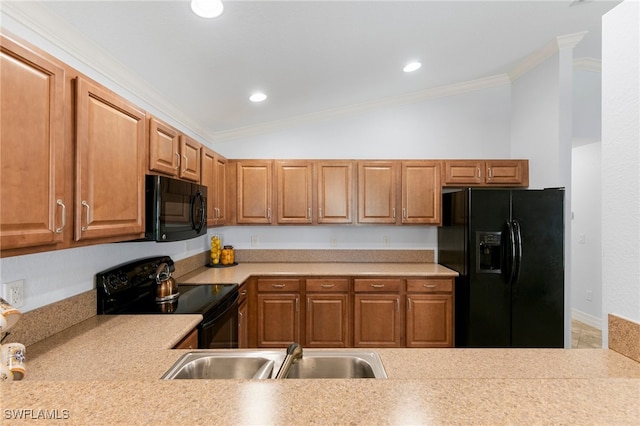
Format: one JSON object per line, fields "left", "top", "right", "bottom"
{"left": 403, "top": 61, "right": 422, "bottom": 73}
{"left": 191, "top": 0, "right": 224, "bottom": 18}
{"left": 249, "top": 92, "right": 267, "bottom": 103}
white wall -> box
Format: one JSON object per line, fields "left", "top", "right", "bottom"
{"left": 571, "top": 142, "right": 602, "bottom": 326}
{"left": 601, "top": 0, "right": 640, "bottom": 345}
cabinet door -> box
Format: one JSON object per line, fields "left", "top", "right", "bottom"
{"left": 442, "top": 160, "right": 484, "bottom": 186}
{"left": 149, "top": 117, "right": 179, "bottom": 177}
{"left": 1, "top": 35, "right": 66, "bottom": 251}
{"left": 406, "top": 294, "right": 453, "bottom": 347}
{"left": 238, "top": 298, "right": 249, "bottom": 348}
{"left": 316, "top": 161, "right": 353, "bottom": 224}
{"left": 485, "top": 160, "right": 529, "bottom": 186}
{"left": 179, "top": 135, "right": 201, "bottom": 183}
{"left": 401, "top": 161, "right": 441, "bottom": 224}
{"left": 214, "top": 155, "right": 227, "bottom": 224}
{"left": 357, "top": 161, "right": 398, "bottom": 224}
{"left": 75, "top": 77, "right": 146, "bottom": 241}
{"left": 353, "top": 294, "right": 402, "bottom": 347}
{"left": 257, "top": 294, "right": 300, "bottom": 347}
{"left": 276, "top": 161, "right": 313, "bottom": 224}
{"left": 306, "top": 294, "right": 349, "bottom": 347}
{"left": 236, "top": 161, "right": 273, "bottom": 224}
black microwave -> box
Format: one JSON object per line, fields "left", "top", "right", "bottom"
{"left": 144, "top": 175, "right": 207, "bottom": 242}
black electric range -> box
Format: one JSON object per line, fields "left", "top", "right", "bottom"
{"left": 96, "top": 256, "right": 239, "bottom": 349}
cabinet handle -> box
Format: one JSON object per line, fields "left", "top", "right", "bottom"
{"left": 238, "top": 310, "right": 243, "bottom": 326}
{"left": 307, "top": 297, "right": 310, "bottom": 311}
{"left": 308, "top": 207, "right": 311, "bottom": 220}
{"left": 175, "top": 153, "right": 180, "bottom": 170}
{"left": 392, "top": 208, "right": 396, "bottom": 219}
{"left": 318, "top": 207, "right": 322, "bottom": 219}
{"left": 370, "top": 284, "right": 385, "bottom": 288}
{"left": 477, "top": 167, "right": 481, "bottom": 178}
{"left": 267, "top": 207, "right": 271, "bottom": 220}
{"left": 296, "top": 297, "right": 299, "bottom": 312}
{"left": 183, "top": 155, "right": 188, "bottom": 172}
{"left": 271, "top": 284, "right": 285, "bottom": 288}
{"left": 321, "top": 283, "right": 335, "bottom": 289}
{"left": 407, "top": 297, "right": 412, "bottom": 312}
{"left": 396, "top": 298, "right": 400, "bottom": 312}
{"left": 81, "top": 201, "right": 91, "bottom": 231}
{"left": 402, "top": 208, "right": 406, "bottom": 219}
{"left": 423, "top": 284, "right": 437, "bottom": 288}
{"left": 55, "top": 199, "right": 66, "bottom": 233}
{"left": 240, "top": 289, "right": 248, "bottom": 296}
{"left": 487, "top": 167, "right": 493, "bottom": 179}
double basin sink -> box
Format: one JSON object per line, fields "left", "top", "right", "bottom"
{"left": 161, "top": 348, "right": 387, "bottom": 380}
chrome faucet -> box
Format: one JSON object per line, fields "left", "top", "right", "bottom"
{"left": 274, "top": 343, "right": 303, "bottom": 379}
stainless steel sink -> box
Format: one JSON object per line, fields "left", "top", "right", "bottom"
{"left": 161, "top": 350, "right": 285, "bottom": 379}
{"left": 284, "top": 351, "right": 387, "bottom": 379}
{"left": 161, "top": 349, "right": 387, "bottom": 380}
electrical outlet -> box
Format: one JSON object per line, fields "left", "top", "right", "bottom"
{"left": 251, "top": 235, "right": 259, "bottom": 247}
{"left": 330, "top": 237, "right": 337, "bottom": 247}
{"left": 3, "top": 280, "right": 25, "bottom": 308}
{"left": 586, "top": 290, "right": 593, "bottom": 301}
{"left": 383, "top": 236, "right": 390, "bottom": 246}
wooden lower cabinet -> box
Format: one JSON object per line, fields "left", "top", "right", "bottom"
{"left": 250, "top": 276, "right": 454, "bottom": 349}
{"left": 173, "top": 328, "right": 198, "bottom": 349}
{"left": 353, "top": 294, "right": 402, "bottom": 347}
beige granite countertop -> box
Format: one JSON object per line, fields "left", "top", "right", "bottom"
{"left": 177, "top": 262, "right": 458, "bottom": 285}
{"left": 3, "top": 314, "right": 640, "bottom": 425}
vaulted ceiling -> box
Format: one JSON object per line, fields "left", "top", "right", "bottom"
{"left": 2, "top": 1, "right": 618, "bottom": 142}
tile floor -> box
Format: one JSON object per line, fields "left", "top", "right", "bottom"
{"left": 572, "top": 319, "right": 602, "bottom": 348}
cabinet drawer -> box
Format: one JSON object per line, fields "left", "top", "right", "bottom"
{"left": 306, "top": 278, "right": 349, "bottom": 292}
{"left": 257, "top": 278, "right": 301, "bottom": 292}
{"left": 406, "top": 279, "right": 453, "bottom": 293}
{"left": 353, "top": 278, "right": 403, "bottom": 292}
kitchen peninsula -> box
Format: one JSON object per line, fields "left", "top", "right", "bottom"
{"left": 2, "top": 312, "right": 639, "bottom": 425}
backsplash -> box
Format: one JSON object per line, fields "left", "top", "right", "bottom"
{"left": 235, "top": 249, "right": 435, "bottom": 263}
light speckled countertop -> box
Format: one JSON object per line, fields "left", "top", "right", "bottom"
{"left": 176, "top": 262, "right": 458, "bottom": 285}
{"left": 3, "top": 313, "right": 640, "bottom": 425}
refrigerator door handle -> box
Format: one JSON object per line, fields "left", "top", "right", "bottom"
{"left": 511, "top": 220, "right": 522, "bottom": 285}
{"left": 502, "top": 220, "right": 517, "bottom": 285}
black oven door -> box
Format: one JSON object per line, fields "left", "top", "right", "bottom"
{"left": 198, "top": 291, "right": 239, "bottom": 349}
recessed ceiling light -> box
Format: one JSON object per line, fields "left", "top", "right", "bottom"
{"left": 403, "top": 61, "right": 422, "bottom": 73}
{"left": 249, "top": 92, "right": 267, "bottom": 103}
{"left": 191, "top": 0, "right": 224, "bottom": 18}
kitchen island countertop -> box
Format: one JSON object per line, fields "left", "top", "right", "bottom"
{"left": 3, "top": 313, "right": 640, "bottom": 425}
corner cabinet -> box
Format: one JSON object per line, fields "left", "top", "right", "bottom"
{"left": 0, "top": 35, "right": 67, "bottom": 252}
{"left": 442, "top": 160, "right": 529, "bottom": 187}
{"left": 75, "top": 77, "right": 146, "bottom": 241}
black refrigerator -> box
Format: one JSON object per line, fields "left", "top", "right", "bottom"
{"left": 438, "top": 188, "right": 564, "bottom": 348}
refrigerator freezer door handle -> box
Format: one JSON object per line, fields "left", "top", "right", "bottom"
{"left": 503, "top": 220, "right": 516, "bottom": 285}
{"left": 511, "top": 220, "right": 522, "bottom": 285}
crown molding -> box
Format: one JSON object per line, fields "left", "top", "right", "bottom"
{"left": 509, "top": 31, "right": 588, "bottom": 81}
{"left": 1, "top": 1, "right": 217, "bottom": 144}
{"left": 573, "top": 57, "right": 602, "bottom": 72}
{"left": 213, "top": 73, "right": 511, "bottom": 142}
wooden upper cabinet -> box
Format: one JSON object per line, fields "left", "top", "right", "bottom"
{"left": 357, "top": 161, "right": 398, "bottom": 224}
{"left": 75, "top": 77, "right": 146, "bottom": 241}
{"left": 1, "top": 35, "right": 66, "bottom": 252}
{"left": 317, "top": 161, "right": 354, "bottom": 224}
{"left": 442, "top": 160, "right": 529, "bottom": 187}
{"left": 401, "top": 161, "right": 441, "bottom": 224}
{"left": 201, "top": 147, "right": 227, "bottom": 226}
{"left": 149, "top": 117, "right": 180, "bottom": 176}
{"left": 236, "top": 161, "right": 273, "bottom": 224}
{"left": 149, "top": 117, "right": 201, "bottom": 183}
{"left": 276, "top": 161, "right": 313, "bottom": 224}
{"left": 179, "top": 135, "right": 201, "bottom": 183}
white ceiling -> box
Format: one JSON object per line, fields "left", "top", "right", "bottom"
{"left": 4, "top": 1, "right": 619, "bottom": 142}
